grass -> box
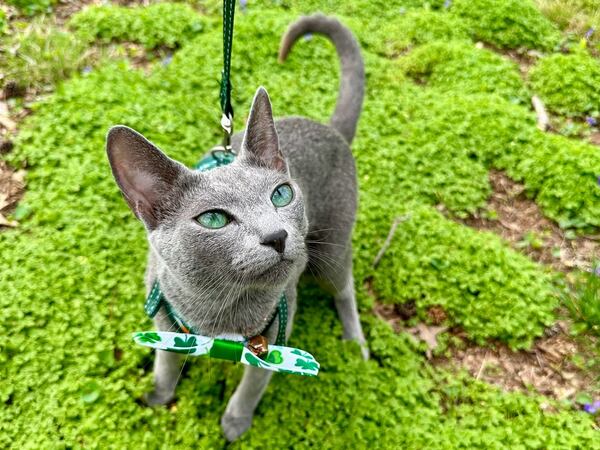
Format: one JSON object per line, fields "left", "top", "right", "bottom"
{"left": 1, "top": 1, "right": 599, "bottom": 447}
{"left": 6, "top": 0, "right": 57, "bottom": 16}
{"left": 0, "top": 18, "right": 91, "bottom": 92}
{"left": 366, "top": 10, "right": 470, "bottom": 57}
{"left": 400, "top": 40, "right": 528, "bottom": 101}
{"left": 360, "top": 205, "right": 556, "bottom": 348}
{"left": 450, "top": 0, "right": 562, "bottom": 51}
{"left": 535, "top": 0, "right": 600, "bottom": 48}
{"left": 69, "top": 3, "right": 205, "bottom": 50}
{"left": 563, "top": 265, "right": 600, "bottom": 335}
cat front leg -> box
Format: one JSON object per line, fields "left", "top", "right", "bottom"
{"left": 222, "top": 285, "right": 298, "bottom": 441}
{"left": 143, "top": 310, "right": 184, "bottom": 406}
{"left": 221, "top": 365, "right": 274, "bottom": 441}
{"left": 144, "top": 349, "right": 183, "bottom": 405}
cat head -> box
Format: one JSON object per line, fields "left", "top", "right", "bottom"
{"left": 107, "top": 88, "right": 308, "bottom": 335}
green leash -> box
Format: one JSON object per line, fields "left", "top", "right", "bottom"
{"left": 219, "top": 0, "right": 236, "bottom": 151}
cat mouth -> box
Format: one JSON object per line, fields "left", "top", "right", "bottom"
{"left": 248, "top": 258, "right": 295, "bottom": 283}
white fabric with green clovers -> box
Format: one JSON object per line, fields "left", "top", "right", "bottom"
{"left": 133, "top": 331, "right": 320, "bottom": 376}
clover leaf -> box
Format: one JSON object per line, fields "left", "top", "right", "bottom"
{"left": 294, "top": 358, "right": 319, "bottom": 371}
{"left": 135, "top": 332, "right": 161, "bottom": 343}
{"left": 174, "top": 336, "right": 197, "bottom": 348}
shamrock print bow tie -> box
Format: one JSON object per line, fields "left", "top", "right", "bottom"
{"left": 133, "top": 331, "right": 320, "bottom": 376}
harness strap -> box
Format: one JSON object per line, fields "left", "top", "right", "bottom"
{"left": 144, "top": 281, "right": 288, "bottom": 345}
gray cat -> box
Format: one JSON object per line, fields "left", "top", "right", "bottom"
{"left": 106, "top": 14, "right": 366, "bottom": 441}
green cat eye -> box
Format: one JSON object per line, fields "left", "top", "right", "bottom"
{"left": 196, "top": 210, "right": 230, "bottom": 229}
{"left": 271, "top": 183, "right": 293, "bottom": 208}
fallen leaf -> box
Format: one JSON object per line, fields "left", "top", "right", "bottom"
{"left": 0, "top": 212, "right": 18, "bottom": 227}
{"left": 0, "top": 193, "right": 8, "bottom": 210}
{"left": 12, "top": 170, "right": 26, "bottom": 184}
{"left": 0, "top": 115, "right": 16, "bottom": 132}
{"left": 407, "top": 323, "right": 448, "bottom": 359}
{"left": 13, "top": 204, "right": 32, "bottom": 221}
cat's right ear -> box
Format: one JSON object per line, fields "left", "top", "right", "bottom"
{"left": 240, "top": 87, "right": 288, "bottom": 173}
{"left": 106, "top": 125, "right": 186, "bottom": 229}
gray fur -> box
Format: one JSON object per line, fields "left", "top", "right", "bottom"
{"left": 106, "top": 14, "right": 366, "bottom": 442}
{"left": 279, "top": 14, "right": 364, "bottom": 144}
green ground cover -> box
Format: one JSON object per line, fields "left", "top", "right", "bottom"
{"left": 1, "top": 1, "right": 599, "bottom": 447}
{"left": 451, "top": 0, "right": 562, "bottom": 50}
{"left": 69, "top": 3, "right": 205, "bottom": 49}
{"left": 400, "top": 40, "right": 527, "bottom": 101}
{"left": 530, "top": 50, "right": 600, "bottom": 117}
{"left": 6, "top": 0, "right": 57, "bottom": 16}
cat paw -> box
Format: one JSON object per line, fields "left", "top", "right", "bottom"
{"left": 360, "top": 342, "right": 370, "bottom": 361}
{"left": 142, "top": 390, "right": 174, "bottom": 406}
{"left": 221, "top": 413, "right": 253, "bottom": 442}
{"left": 343, "top": 336, "right": 370, "bottom": 361}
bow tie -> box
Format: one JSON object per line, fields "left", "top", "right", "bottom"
{"left": 133, "top": 331, "right": 320, "bottom": 376}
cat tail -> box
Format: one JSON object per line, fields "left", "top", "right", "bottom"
{"left": 278, "top": 14, "right": 365, "bottom": 145}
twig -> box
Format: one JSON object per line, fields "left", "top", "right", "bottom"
{"left": 532, "top": 95, "right": 550, "bottom": 131}
{"left": 476, "top": 350, "right": 489, "bottom": 380}
{"left": 534, "top": 350, "right": 545, "bottom": 370}
{"left": 372, "top": 214, "right": 411, "bottom": 268}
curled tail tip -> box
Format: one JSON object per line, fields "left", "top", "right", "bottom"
{"left": 279, "top": 14, "right": 364, "bottom": 144}
{"left": 278, "top": 14, "right": 329, "bottom": 64}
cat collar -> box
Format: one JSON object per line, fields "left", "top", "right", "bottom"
{"left": 136, "top": 284, "right": 319, "bottom": 376}
{"left": 143, "top": 280, "right": 288, "bottom": 346}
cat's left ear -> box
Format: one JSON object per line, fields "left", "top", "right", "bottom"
{"left": 240, "top": 87, "right": 288, "bottom": 173}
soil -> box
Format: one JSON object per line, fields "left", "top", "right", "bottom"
{"left": 373, "top": 299, "right": 600, "bottom": 405}
{"left": 476, "top": 41, "right": 541, "bottom": 76}
{"left": 0, "top": 160, "right": 25, "bottom": 227}
{"left": 460, "top": 170, "right": 599, "bottom": 272}
{"left": 433, "top": 322, "right": 599, "bottom": 402}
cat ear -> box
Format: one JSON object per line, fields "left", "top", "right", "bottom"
{"left": 106, "top": 125, "right": 186, "bottom": 229}
{"left": 241, "top": 87, "right": 288, "bottom": 173}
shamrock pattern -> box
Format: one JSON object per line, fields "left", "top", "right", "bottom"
{"left": 266, "top": 350, "right": 283, "bottom": 364}
{"left": 291, "top": 348, "right": 311, "bottom": 359}
{"left": 135, "top": 332, "right": 161, "bottom": 343}
{"left": 174, "top": 336, "right": 197, "bottom": 347}
{"left": 133, "top": 331, "right": 319, "bottom": 376}
{"left": 294, "top": 358, "right": 319, "bottom": 371}
{"left": 244, "top": 352, "right": 268, "bottom": 368}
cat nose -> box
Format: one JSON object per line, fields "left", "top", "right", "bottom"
{"left": 261, "top": 229, "right": 288, "bottom": 254}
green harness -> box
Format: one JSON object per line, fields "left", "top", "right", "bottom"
{"left": 144, "top": 150, "right": 288, "bottom": 346}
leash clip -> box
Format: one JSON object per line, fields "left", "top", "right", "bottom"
{"left": 220, "top": 112, "right": 234, "bottom": 154}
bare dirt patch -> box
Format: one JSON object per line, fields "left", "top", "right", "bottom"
{"left": 433, "top": 321, "right": 599, "bottom": 403}
{"left": 53, "top": 0, "right": 102, "bottom": 25}
{"left": 0, "top": 161, "right": 25, "bottom": 227}
{"left": 460, "top": 170, "right": 599, "bottom": 272}
{"left": 477, "top": 41, "right": 541, "bottom": 76}
{"left": 590, "top": 131, "right": 600, "bottom": 146}
{"left": 373, "top": 298, "right": 600, "bottom": 405}
{"left": 0, "top": 99, "right": 25, "bottom": 227}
